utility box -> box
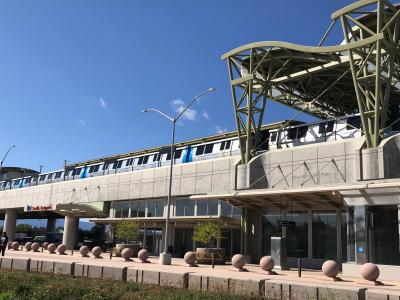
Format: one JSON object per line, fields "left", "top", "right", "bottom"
{"left": 271, "top": 237, "right": 287, "bottom": 270}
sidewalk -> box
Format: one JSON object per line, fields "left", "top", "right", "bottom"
{"left": 2, "top": 249, "right": 400, "bottom": 299}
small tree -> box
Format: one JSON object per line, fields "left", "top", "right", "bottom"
{"left": 115, "top": 219, "right": 139, "bottom": 243}
{"left": 193, "top": 221, "right": 223, "bottom": 248}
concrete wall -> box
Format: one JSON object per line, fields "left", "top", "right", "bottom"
{"left": 240, "top": 137, "right": 365, "bottom": 190}
{"left": 0, "top": 156, "right": 240, "bottom": 210}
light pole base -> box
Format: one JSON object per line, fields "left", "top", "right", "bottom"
{"left": 159, "top": 252, "right": 172, "bottom": 265}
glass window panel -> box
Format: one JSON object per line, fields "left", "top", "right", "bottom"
{"left": 312, "top": 211, "right": 337, "bottom": 259}
{"left": 262, "top": 211, "right": 281, "bottom": 256}
{"left": 131, "top": 201, "right": 138, "bottom": 218}
{"left": 204, "top": 144, "right": 214, "bottom": 154}
{"left": 287, "top": 212, "right": 308, "bottom": 258}
{"left": 219, "top": 141, "right": 226, "bottom": 151}
{"left": 175, "top": 199, "right": 185, "bottom": 216}
{"left": 207, "top": 200, "right": 218, "bottom": 215}
{"left": 196, "top": 145, "right": 205, "bottom": 155}
{"left": 220, "top": 201, "right": 232, "bottom": 217}
{"left": 196, "top": 200, "right": 207, "bottom": 216}
{"left": 155, "top": 200, "right": 164, "bottom": 217}
{"left": 147, "top": 201, "right": 156, "bottom": 217}
{"left": 115, "top": 201, "right": 130, "bottom": 218}
{"left": 137, "top": 201, "right": 146, "bottom": 217}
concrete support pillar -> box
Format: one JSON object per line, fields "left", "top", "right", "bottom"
{"left": 307, "top": 210, "right": 313, "bottom": 259}
{"left": 336, "top": 209, "right": 342, "bottom": 263}
{"left": 354, "top": 205, "right": 368, "bottom": 264}
{"left": 62, "top": 216, "right": 79, "bottom": 250}
{"left": 4, "top": 209, "right": 17, "bottom": 242}
{"left": 46, "top": 218, "right": 57, "bottom": 233}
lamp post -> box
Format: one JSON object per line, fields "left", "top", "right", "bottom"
{"left": 143, "top": 87, "right": 215, "bottom": 265}
{"left": 0, "top": 145, "right": 16, "bottom": 180}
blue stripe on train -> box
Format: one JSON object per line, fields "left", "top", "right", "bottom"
{"left": 182, "top": 146, "right": 192, "bottom": 163}
{"left": 80, "top": 166, "right": 89, "bottom": 179}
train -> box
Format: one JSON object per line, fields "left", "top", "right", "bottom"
{"left": 0, "top": 114, "right": 366, "bottom": 190}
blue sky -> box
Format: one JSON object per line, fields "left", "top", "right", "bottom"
{"left": 0, "top": 0, "right": 355, "bottom": 172}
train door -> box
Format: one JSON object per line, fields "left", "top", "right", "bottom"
{"left": 182, "top": 145, "right": 193, "bottom": 163}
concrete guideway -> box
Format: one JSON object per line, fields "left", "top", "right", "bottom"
{"left": 2, "top": 251, "right": 400, "bottom": 299}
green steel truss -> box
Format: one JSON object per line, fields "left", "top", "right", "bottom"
{"left": 222, "top": 0, "right": 400, "bottom": 163}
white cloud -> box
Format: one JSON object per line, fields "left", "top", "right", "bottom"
{"left": 215, "top": 126, "right": 228, "bottom": 134}
{"left": 171, "top": 99, "right": 198, "bottom": 121}
{"left": 202, "top": 110, "right": 210, "bottom": 120}
{"left": 99, "top": 97, "right": 108, "bottom": 108}
{"left": 78, "top": 119, "right": 87, "bottom": 126}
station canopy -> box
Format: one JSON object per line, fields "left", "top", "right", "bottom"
{"left": 222, "top": 0, "right": 400, "bottom": 163}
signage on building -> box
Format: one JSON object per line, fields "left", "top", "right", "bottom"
{"left": 25, "top": 204, "right": 54, "bottom": 212}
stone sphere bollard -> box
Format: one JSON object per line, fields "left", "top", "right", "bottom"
{"left": 138, "top": 249, "right": 150, "bottom": 263}
{"left": 31, "top": 242, "right": 40, "bottom": 252}
{"left": 43, "top": 242, "right": 49, "bottom": 250}
{"left": 184, "top": 251, "right": 197, "bottom": 266}
{"left": 91, "top": 246, "right": 102, "bottom": 258}
{"left": 11, "top": 241, "right": 20, "bottom": 251}
{"left": 47, "top": 243, "right": 57, "bottom": 254}
{"left": 79, "top": 246, "right": 90, "bottom": 257}
{"left": 231, "top": 254, "right": 246, "bottom": 271}
{"left": 361, "top": 263, "right": 380, "bottom": 282}
{"left": 24, "top": 242, "right": 32, "bottom": 252}
{"left": 57, "top": 244, "right": 67, "bottom": 255}
{"left": 260, "top": 256, "right": 275, "bottom": 274}
{"left": 322, "top": 260, "right": 340, "bottom": 279}
{"left": 121, "top": 248, "right": 133, "bottom": 261}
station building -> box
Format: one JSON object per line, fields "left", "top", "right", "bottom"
{"left": 0, "top": 0, "right": 400, "bottom": 280}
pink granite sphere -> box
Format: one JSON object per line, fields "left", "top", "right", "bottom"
{"left": 57, "top": 244, "right": 67, "bottom": 255}
{"left": 91, "top": 246, "right": 102, "bottom": 258}
{"left": 31, "top": 242, "right": 40, "bottom": 252}
{"left": 79, "top": 245, "right": 90, "bottom": 257}
{"left": 361, "top": 263, "right": 380, "bottom": 281}
{"left": 24, "top": 242, "right": 32, "bottom": 252}
{"left": 260, "top": 256, "right": 275, "bottom": 272}
{"left": 138, "top": 249, "right": 149, "bottom": 262}
{"left": 47, "top": 243, "right": 57, "bottom": 254}
{"left": 322, "top": 260, "right": 339, "bottom": 278}
{"left": 43, "top": 242, "right": 49, "bottom": 250}
{"left": 121, "top": 248, "right": 133, "bottom": 260}
{"left": 232, "top": 254, "right": 246, "bottom": 269}
{"left": 11, "top": 241, "right": 20, "bottom": 251}
{"left": 184, "top": 251, "right": 197, "bottom": 265}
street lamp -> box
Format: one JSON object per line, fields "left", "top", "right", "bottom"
{"left": 0, "top": 145, "right": 16, "bottom": 180}
{"left": 143, "top": 87, "right": 216, "bottom": 265}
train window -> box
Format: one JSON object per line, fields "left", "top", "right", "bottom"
{"left": 25, "top": 178, "right": 32, "bottom": 184}
{"left": 2, "top": 182, "right": 7, "bottom": 188}
{"left": 116, "top": 161, "right": 123, "bottom": 168}
{"left": 204, "top": 144, "right": 214, "bottom": 154}
{"left": 138, "top": 157, "right": 144, "bottom": 165}
{"left": 143, "top": 155, "right": 149, "bottom": 164}
{"left": 346, "top": 116, "right": 361, "bottom": 130}
{"left": 39, "top": 175, "right": 46, "bottom": 181}
{"left": 271, "top": 132, "right": 277, "bottom": 142}
{"left": 327, "top": 121, "right": 335, "bottom": 132}
{"left": 126, "top": 158, "right": 134, "bottom": 166}
{"left": 175, "top": 149, "right": 182, "bottom": 159}
{"left": 13, "top": 179, "right": 20, "bottom": 186}
{"left": 196, "top": 145, "right": 205, "bottom": 155}
{"left": 153, "top": 154, "right": 158, "bottom": 162}
{"left": 74, "top": 168, "right": 82, "bottom": 176}
{"left": 54, "top": 172, "right": 62, "bottom": 179}
{"left": 103, "top": 163, "right": 109, "bottom": 170}
{"left": 167, "top": 149, "right": 183, "bottom": 160}
{"left": 47, "top": 174, "right": 53, "bottom": 180}
{"left": 89, "top": 165, "right": 100, "bottom": 173}
{"left": 287, "top": 128, "right": 297, "bottom": 140}
{"left": 297, "top": 126, "right": 308, "bottom": 138}
{"left": 220, "top": 141, "right": 231, "bottom": 150}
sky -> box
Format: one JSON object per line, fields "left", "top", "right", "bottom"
{"left": 0, "top": 0, "right": 356, "bottom": 172}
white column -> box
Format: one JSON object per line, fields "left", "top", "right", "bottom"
{"left": 307, "top": 209, "right": 313, "bottom": 259}
{"left": 62, "top": 216, "right": 79, "bottom": 250}
{"left": 4, "top": 209, "right": 17, "bottom": 242}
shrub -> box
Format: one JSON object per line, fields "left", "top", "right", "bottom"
{"left": 114, "top": 219, "right": 139, "bottom": 243}
{"left": 193, "top": 220, "right": 223, "bottom": 248}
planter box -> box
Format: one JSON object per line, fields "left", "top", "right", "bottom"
{"left": 196, "top": 248, "right": 226, "bottom": 265}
